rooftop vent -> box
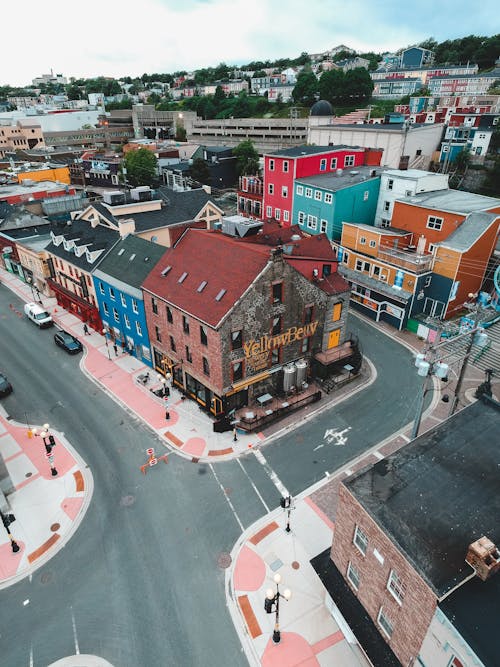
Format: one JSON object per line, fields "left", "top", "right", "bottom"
{"left": 215, "top": 288, "right": 226, "bottom": 301}
{"left": 178, "top": 271, "right": 188, "bottom": 283}
{"left": 197, "top": 281, "right": 207, "bottom": 292}
{"left": 161, "top": 266, "right": 171, "bottom": 276}
{"left": 117, "top": 248, "right": 124, "bottom": 256}
{"left": 466, "top": 537, "right": 500, "bottom": 581}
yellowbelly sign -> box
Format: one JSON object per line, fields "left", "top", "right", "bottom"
{"left": 243, "top": 321, "right": 319, "bottom": 358}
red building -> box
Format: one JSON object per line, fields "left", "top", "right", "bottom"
{"left": 0, "top": 180, "right": 75, "bottom": 205}
{"left": 262, "top": 145, "right": 382, "bottom": 227}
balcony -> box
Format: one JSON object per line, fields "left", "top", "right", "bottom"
{"left": 377, "top": 246, "right": 434, "bottom": 273}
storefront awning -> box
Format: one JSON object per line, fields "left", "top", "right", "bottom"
{"left": 228, "top": 370, "right": 270, "bottom": 395}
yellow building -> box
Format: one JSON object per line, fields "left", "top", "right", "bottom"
{"left": 17, "top": 165, "right": 70, "bottom": 185}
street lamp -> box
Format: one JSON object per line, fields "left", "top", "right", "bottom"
{"left": 0, "top": 510, "right": 20, "bottom": 553}
{"left": 264, "top": 573, "right": 291, "bottom": 644}
{"left": 26, "top": 275, "right": 42, "bottom": 304}
{"left": 280, "top": 495, "right": 294, "bottom": 533}
{"left": 102, "top": 328, "right": 111, "bottom": 360}
{"left": 156, "top": 375, "right": 168, "bottom": 397}
{"left": 412, "top": 354, "right": 449, "bottom": 439}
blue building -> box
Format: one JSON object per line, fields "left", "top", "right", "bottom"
{"left": 93, "top": 235, "right": 164, "bottom": 367}
{"left": 400, "top": 46, "right": 433, "bottom": 69}
{"left": 291, "top": 166, "right": 381, "bottom": 241}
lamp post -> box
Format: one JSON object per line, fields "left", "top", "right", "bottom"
{"left": 264, "top": 573, "right": 291, "bottom": 644}
{"left": 156, "top": 375, "right": 168, "bottom": 397}
{"left": 412, "top": 353, "right": 449, "bottom": 439}
{"left": 102, "top": 328, "right": 111, "bottom": 360}
{"left": 280, "top": 495, "right": 293, "bottom": 533}
{"left": 0, "top": 509, "right": 20, "bottom": 553}
{"left": 26, "top": 275, "right": 42, "bottom": 304}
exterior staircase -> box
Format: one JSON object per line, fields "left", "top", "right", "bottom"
{"left": 471, "top": 319, "right": 500, "bottom": 375}
{"left": 332, "top": 109, "right": 369, "bottom": 125}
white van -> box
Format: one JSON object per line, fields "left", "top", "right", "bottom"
{"left": 24, "top": 302, "right": 53, "bottom": 328}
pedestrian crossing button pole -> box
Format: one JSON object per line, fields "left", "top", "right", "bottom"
{"left": 280, "top": 495, "right": 293, "bottom": 533}
{"left": 1, "top": 510, "right": 20, "bottom": 553}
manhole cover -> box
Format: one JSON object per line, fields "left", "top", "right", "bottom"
{"left": 40, "top": 572, "right": 53, "bottom": 584}
{"left": 292, "top": 561, "right": 300, "bottom": 570}
{"left": 25, "top": 472, "right": 32, "bottom": 478}
{"left": 217, "top": 552, "right": 232, "bottom": 569}
{"left": 120, "top": 495, "right": 135, "bottom": 507}
{"left": 50, "top": 523, "right": 60, "bottom": 532}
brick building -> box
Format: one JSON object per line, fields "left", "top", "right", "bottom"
{"left": 142, "top": 221, "right": 358, "bottom": 419}
{"left": 329, "top": 396, "right": 500, "bottom": 667}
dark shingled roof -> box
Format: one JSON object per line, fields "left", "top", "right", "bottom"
{"left": 94, "top": 235, "right": 165, "bottom": 289}
{"left": 267, "top": 145, "right": 363, "bottom": 158}
{"left": 344, "top": 396, "right": 500, "bottom": 598}
{"left": 45, "top": 220, "right": 120, "bottom": 271}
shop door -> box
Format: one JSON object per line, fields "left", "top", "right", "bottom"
{"left": 327, "top": 329, "right": 340, "bottom": 349}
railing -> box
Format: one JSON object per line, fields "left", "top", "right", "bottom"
{"left": 238, "top": 391, "right": 322, "bottom": 432}
{"left": 378, "top": 247, "right": 434, "bottom": 273}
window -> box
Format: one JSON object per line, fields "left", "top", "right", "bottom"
{"left": 424, "top": 275, "right": 432, "bottom": 288}
{"left": 203, "top": 356, "right": 210, "bottom": 376}
{"left": 307, "top": 215, "right": 317, "bottom": 230}
{"left": 136, "top": 321, "right": 142, "bottom": 336}
{"left": 282, "top": 186, "right": 288, "bottom": 198}
{"left": 132, "top": 299, "right": 138, "bottom": 314}
{"left": 271, "top": 316, "right": 282, "bottom": 335}
{"left": 405, "top": 190, "right": 412, "bottom": 196}
{"left": 169, "top": 335, "right": 176, "bottom": 352}
{"left": 305, "top": 187, "right": 313, "bottom": 198}
{"left": 113, "top": 308, "right": 119, "bottom": 323}
{"left": 296, "top": 185, "right": 304, "bottom": 196}
{"left": 324, "top": 192, "right": 333, "bottom": 204}
{"left": 387, "top": 179, "right": 394, "bottom": 190}
{"left": 103, "top": 302, "right": 109, "bottom": 315}
{"left": 151, "top": 297, "right": 158, "bottom": 314}
{"left": 266, "top": 206, "right": 272, "bottom": 218}
{"left": 320, "top": 158, "right": 327, "bottom": 171}
{"left": 124, "top": 314, "right": 130, "bottom": 328}
{"left": 109, "top": 287, "right": 115, "bottom": 300}
{"left": 166, "top": 306, "right": 173, "bottom": 323}
{"left": 155, "top": 326, "right": 161, "bottom": 342}
{"left": 360, "top": 236, "right": 366, "bottom": 245}
{"left": 344, "top": 155, "right": 355, "bottom": 167}
{"left": 269, "top": 159, "right": 274, "bottom": 171}
{"left": 183, "top": 315, "right": 190, "bottom": 334}
{"left": 320, "top": 219, "right": 327, "bottom": 233}
{"left": 377, "top": 607, "right": 394, "bottom": 639}
{"left": 272, "top": 282, "right": 283, "bottom": 304}
{"left": 314, "top": 190, "right": 322, "bottom": 201}
{"left": 363, "top": 191, "right": 369, "bottom": 201}
{"left": 271, "top": 347, "right": 281, "bottom": 365}
{"left": 283, "top": 160, "right": 289, "bottom": 173}
{"left": 275, "top": 208, "right": 281, "bottom": 221}
{"left": 300, "top": 337, "right": 310, "bottom": 353}
{"left": 99, "top": 281, "right": 105, "bottom": 295}
{"left": 347, "top": 562, "right": 360, "bottom": 590}
{"left": 268, "top": 183, "right": 274, "bottom": 195}
{"left": 120, "top": 293, "right": 126, "bottom": 307}
{"left": 283, "top": 210, "right": 290, "bottom": 223}
{"left": 304, "top": 305, "right": 313, "bottom": 324}
{"left": 185, "top": 345, "right": 192, "bottom": 363}
{"left": 355, "top": 259, "right": 371, "bottom": 273}
{"left": 231, "top": 330, "right": 243, "bottom": 350}
{"left": 383, "top": 201, "right": 390, "bottom": 212}
{"left": 353, "top": 525, "right": 368, "bottom": 555}
{"left": 342, "top": 251, "right": 349, "bottom": 264}
{"left": 427, "top": 215, "right": 443, "bottom": 230}
{"left": 369, "top": 240, "right": 376, "bottom": 248}
{"left": 381, "top": 218, "right": 390, "bottom": 228}
{"left": 330, "top": 157, "right": 337, "bottom": 169}
{"left": 200, "top": 325, "right": 208, "bottom": 346}
{"left": 387, "top": 570, "right": 406, "bottom": 605}
{"left": 232, "top": 360, "right": 243, "bottom": 382}
{"left": 298, "top": 211, "right": 305, "bottom": 225}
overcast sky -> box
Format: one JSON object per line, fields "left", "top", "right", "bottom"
{"left": 3, "top": 0, "right": 498, "bottom": 86}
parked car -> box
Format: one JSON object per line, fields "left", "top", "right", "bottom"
{"left": 24, "top": 302, "right": 53, "bottom": 328}
{"left": 0, "top": 372, "right": 13, "bottom": 397}
{"left": 54, "top": 330, "right": 83, "bottom": 354}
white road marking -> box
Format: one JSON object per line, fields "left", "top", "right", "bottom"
{"left": 236, "top": 459, "right": 270, "bottom": 512}
{"left": 252, "top": 449, "right": 290, "bottom": 498}
{"left": 23, "top": 599, "right": 29, "bottom": 606}
{"left": 400, "top": 434, "right": 411, "bottom": 442}
{"left": 313, "top": 443, "right": 324, "bottom": 451}
{"left": 344, "top": 469, "right": 353, "bottom": 476}
{"left": 373, "top": 451, "right": 384, "bottom": 460}
{"left": 29, "top": 645, "right": 33, "bottom": 667}
{"left": 209, "top": 464, "right": 244, "bottom": 532}
{"left": 71, "top": 607, "right": 80, "bottom": 655}
{"left": 324, "top": 426, "right": 351, "bottom": 446}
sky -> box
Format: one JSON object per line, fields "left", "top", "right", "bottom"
{"left": 2, "top": 0, "right": 498, "bottom": 86}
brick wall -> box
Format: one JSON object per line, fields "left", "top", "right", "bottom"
{"left": 331, "top": 483, "right": 437, "bottom": 666}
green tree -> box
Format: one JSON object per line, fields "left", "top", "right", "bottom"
{"left": 292, "top": 72, "right": 318, "bottom": 106}
{"left": 123, "top": 148, "right": 158, "bottom": 187}
{"left": 189, "top": 158, "right": 211, "bottom": 184}
{"left": 318, "top": 69, "right": 344, "bottom": 104}
{"left": 233, "top": 140, "right": 260, "bottom": 176}
{"left": 175, "top": 125, "right": 187, "bottom": 142}
{"left": 343, "top": 68, "right": 373, "bottom": 103}
{"left": 66, "top": 85, "right": 82, "bottom": 100}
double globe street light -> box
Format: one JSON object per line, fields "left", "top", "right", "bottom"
{"left": 264, "top": 573, "right": 292, "bottom": 644}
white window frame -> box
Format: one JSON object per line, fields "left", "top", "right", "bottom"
{"left": 269, "top": 158, "right": 274, "bottom": 171}
{"left": 387, "top": 179, "right": 394, "bottom": 190}
{"left": 377, "top": 607, "right": 394, "bottom": 639}
{"left": 369, "top": 240, "right": 376, "bottom": 248}
{"left": 103, "top": 302, "right": 109, "bottom": 315}
{"left": 305, "top": 187, "right": 313, "bottom": 198}
{"left": 298, "top": 211, "right": 305, "bottom": 225}
{"left": 384, "top": 201, "right": 390, "bottom": 212}
{"left": 347, "top": 561, "right": 360, "bottom": 590}
{"left": 266, "top": 205, "right": 272, "bottom": 218}
{"left": 99, "top": 281, "right": 105, "bottom": 295}
{"left": 296, "top": 185, "right": 304, "bottom": 195}
{"left": 282, "top": 186, "right": 288, "bottom": 198}
{"left": 353, "top": 524, "right": 368, "bottom": 556}
{"left": 363, "top": 191, "right": 369, "bottom": 201}
{"left": 359, "top": 236, "right": 366, "bottom": 245}
{"left": 275, "top": 208, "right": 281, "bottom": 221}
{"left": 307, "top": 214, "right": 317, "bottom": 230}
{"left": 109, "top": 286, "right": 115, "bottom": 300}
{"left": 320, "top": 219, "right": 327, "bottom": 233}
{"left": 124, "top": 314, "right": 130, "bottom": 329}
{"left": 424, "top": 275, "right": 432, "bottom": 288}
{"left": 120, "top": 293, "right": 126, "bottom": 307}
{"left": 283, "top": 210, "right": 290, "bottom": 222}
{"left": 268, "top": 183, "right": 274, "bottom": 195}
{"left": 282, "top": 160, "right": 289, "bottom": 173}
{"left": 135, "top": 321, "right": 142, "bottom": 336}
{"left": 344, "top": 155, "right": 355, "bottom": 167}
{"left": 324, "top": 192, "right": 333, "bottom": 204}
{"left": 113, "top": 308, "right": 119, "bottom": 323}
{"left": 330, "top": 157, "right": 337, "bottom": 170}
{"left": 387, "top": 569, "right": 406, "bottom": 605}
{"left": 314, "top": 190, "right": 322, "bottom": 201}
{"left": 320, "top": 158, "right": 327, "bottom": 171}
{"left": 381, "top": 218, "right": 390, "bottom": 228}
{"left": 427, "top": 215, "right": 443, "bottom": 230}
{"left": 342, "top": 251, "right": 349, "bottom": 264}
{"left": 132, "top": 298, "right": 138, "bottom": 314}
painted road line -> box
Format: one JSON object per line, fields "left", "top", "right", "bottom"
{"left": 71, "top": 606, "right": 80, "bottom": 655}
{"left": 373, "top": 450, "right": 384, "bottom": 460}
{"left": 236, "top": 458, "right": 270, "bottom": 513}
{"left": 252, "top": 448, "right": 290, "bottom": 498}
{"left": 209, "top": 463, "right": 244, "bottom": 532}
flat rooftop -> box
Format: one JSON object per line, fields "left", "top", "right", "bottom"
{"left": 344, "top": 396, "right": 500, "bottom": 597}
{"left": 296, "top": 165, "right": 381, "bottom": 190}
{"left": 402, "top": 188, "right": 500, "bottom": 214}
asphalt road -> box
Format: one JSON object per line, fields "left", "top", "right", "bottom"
{"left": 0, "top": 285, "right": 423, "bottom": 667}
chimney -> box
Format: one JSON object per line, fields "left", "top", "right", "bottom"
{"left": 466, "top": 537, "right": 500, "bottom": 581}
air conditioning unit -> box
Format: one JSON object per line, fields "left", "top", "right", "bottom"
{"left": 131, "top": 186, "right": 152, "bottom": 201}
{"left": 103, "top": 190, "right": 126, "bottom": 205}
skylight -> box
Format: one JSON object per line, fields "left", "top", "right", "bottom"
{"left": 215, "top": 288, "right": 226, "bottom": 301}
{"left": 118, "top": 248, "right": 125, "bottom": 256}
{"left": 129, "top": 253, "right": 136, "bottom": 261}
{"left": 161, "top": 266, "right": 172, "bottom": 276}
{"left": 197, "top": 281, "right": 207, "bottom": 292}
{"left": 178, "top": 272, "right": 188, "bottom": 283}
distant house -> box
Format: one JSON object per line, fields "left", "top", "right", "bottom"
{"left": 400, "top": 46, "right": 434, "bottom": 68}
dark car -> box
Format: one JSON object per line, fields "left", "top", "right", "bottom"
{"left": 0, "top": 373, "right": 13, "bottom": 397}
{"left": 54, "top": 330, "right": 83, "bottom": 354}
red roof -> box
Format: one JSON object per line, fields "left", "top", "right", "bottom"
{"left": 142, "top": 229, "right": 270, "bottom": 327}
